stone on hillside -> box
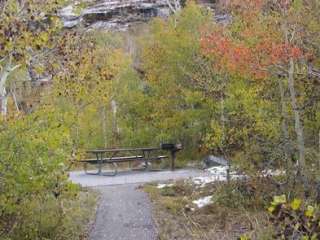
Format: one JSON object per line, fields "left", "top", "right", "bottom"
{"left": 59, "top": 5, "right": 81, "bottom": 28}
{"left": 59, "top": 0, "right": 230, "bottom": 31}
{"left": 59, "top": 0, "right": 171, "bottom": 30}
{"left": 203, "top": 155, "right": 228, "bottom": 168}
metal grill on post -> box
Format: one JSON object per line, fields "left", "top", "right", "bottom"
{"left": 160, "top": 143, "right": 183, "bottom": 171}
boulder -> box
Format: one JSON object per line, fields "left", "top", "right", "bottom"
{"left": 59, "top": 5, "right": 81, "bottom": 28}
{"left": 203, "top": 155, "right": 229, "bottom": 168}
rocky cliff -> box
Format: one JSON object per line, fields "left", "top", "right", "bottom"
{"left": 59, "top": 0, "right": 171, "bottom": 30}
{"left": 59, "top": 0, "right": 229, "bottom": 30}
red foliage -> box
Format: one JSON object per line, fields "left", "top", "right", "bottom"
{"left": 201, "top": 31, "right": 304, "bottom": 79}
{"left": 224, "top": 0, "right": 264, "bottom": 11}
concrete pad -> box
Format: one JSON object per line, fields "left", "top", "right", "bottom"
{"left": 69, "top": 169, "right": 208, "bottom": 187}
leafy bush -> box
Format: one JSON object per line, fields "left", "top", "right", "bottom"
{"left": 213, "top": 178, "right": 283, "bottom": 210}
{"left": 0, "top": 107, "right": 85, "bottom": 240}
{"left": 268, "top": 195, "right": 320, "bottom": 239}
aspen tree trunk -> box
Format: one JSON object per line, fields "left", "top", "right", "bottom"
{"left": 11, "top": 90, "right": 20, "bottom": 112}
{"left": 282, "top": 13, "right": 306, "bottom": 171}
{"left": 220, "top": 94, "right": 225, "bottom": 146}
{"left": 73, "top": 105, "right": 83, "bottom": 150}
{"left": 277, "top": 78, "right": 292, "bottom": 168}
{"left": 102, "top": 106, "right": 108, "bottom": 148}
{"left": 318, "top": 130, "right": 320, "bottom": 170}
{"left": 111, "top": 100, "right": 118, "bottom": 144}
{"left": 166, "top": 0, "right": 180, "bottom": 27}
{"left": 0, "top": 59, "right": 20, "bottom": 117}
{"left": 288, "top": 57, "right": 305, "bottom": 169}
{"left": 220, "top": 92, "right": 231, "bottom": 182}
{"left": 1, "top": 90, "right": 8, "bottom": 116}
{"left": 166, "top": 0, "right": 181, "bottom": 13}
{"left": 0, "top": 66, "right": 10, "bottom": 117}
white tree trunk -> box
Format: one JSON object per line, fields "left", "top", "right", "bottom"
{"left": 278, "top": 78, "right": 292, "bottom": 168}
{"left": 102, "top": 106, "right": 108, "bottom": 148}
{"left": 166, "top": 0, "right": 181, "bottom": 13}
{"left": 0, "top": 66, "right": 10, "bottom": 117}
{"left": 11, "top": 90, "right": 20, "bottom": 112}
{"left": 318, "top": 130, "right": 320, "bottom": 170}
{"left": 0, "top": 61, "right": 20, "bottom": 117}
{"left": 1, "top": 90, "right": 8, "bottom": 116}
{"left": 111, "top": 100, "right": 119, "bottom": 140}
{"left": 281, "top": 14, "right": 305, "bottom": 171}
{"left": 220, "top": 94, "right": 225, "bottom": 143}
{"left": 288, "top": 58, "right": 305, "bottom": 169}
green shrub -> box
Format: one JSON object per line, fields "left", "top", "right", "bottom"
{"left": 268, "top": 195, "right": 320, "bottom": 239}
{"left": 212, "top": 178, "right": 283, "bottom": 210}
{"left": 160, "top": 187, "right": 177, "bottom": 197}
{"left": 0, "top": 107, "right": 86, "bottom": 240}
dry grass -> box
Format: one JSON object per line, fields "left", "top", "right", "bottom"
{"left": 144, "top": 180, "right": 271, "bottom": 240}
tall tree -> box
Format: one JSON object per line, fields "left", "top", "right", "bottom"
{"left": 0, "top": 0, "right": 64, "bottom": 117}
{"left": 52, "top": 30, "right": 128, "bottom": 149}
{"left": 201, "top": 0, "right": 320, "bottom": 172}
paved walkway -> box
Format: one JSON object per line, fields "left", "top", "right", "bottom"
{"left": 90, "top": 184, "right": 156, "bottom": 240}
{"left": 69, "top": 169, "right": 208, "bottom": 240}
{"left": 69, "top": 169, "right": 207, "bottom": 187}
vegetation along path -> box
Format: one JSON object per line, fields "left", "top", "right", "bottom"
{"left": 70, "top": 169, "right": 208, "bottom": 240}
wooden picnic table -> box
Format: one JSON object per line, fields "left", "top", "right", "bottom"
{"left": 86, "top": 147, "right": 160, "bottom": 153}
{"left": 79, "top": 144, "right": 182, "bottom": 176}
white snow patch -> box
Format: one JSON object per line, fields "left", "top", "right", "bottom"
{"left": 193, "top": 166, "right": 229, "bottom": 187}
{"left": 193, "top": 175, "right": 226, "bottom": 186}
{"left": 261, "top": 169, "right": 285, "bottom": 177}
{"left": 60, "top": 5, "right": 77, "bottom": 17}
{"left": 192, "top": 166, "right": 243, "bottom": 187}
{"left": 157, "top": 183, "right": 174, "bottom": 189}
{"left": 192, "top": 166, "right": 284, "bottom": 188}
{"left": 193, "top": 196, "right": 213, "bottom": 208}
{"left": 206, "top": 165, "right": 228, "bottom": 174}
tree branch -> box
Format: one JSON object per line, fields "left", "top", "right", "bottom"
{"left": 10, "top": 64, "right": 21, "bottom": 72}
{"left": 166, "top": 0, "right": 177, "bottom": 13}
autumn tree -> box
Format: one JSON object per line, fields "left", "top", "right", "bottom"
{"left": 52, "top": 30, "right": 128, "bottom": 151}
{"left": 201, "top": 0, "right": 320, "bottom": 173}
{"left": 0, "top": 0, "right": 65, "bottom": 117}
{"left": 121, "top": 2, "right": 216, "bottom": 157}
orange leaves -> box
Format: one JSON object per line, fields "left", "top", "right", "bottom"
{"left": 225, "top": 0, "right": 264, "bottom": 11}
{"left": 226, "top": 0, "right": 295, "bottom": 13}
{"left": 201, "top": 31, "right": 263, "bottom": 78}
{"left": 201, "top": 33, "right": 230, "bottom": 56}
{"left": 255, "top": 42, "right": 304, "bottom": 66}
{"left": 200, "top": 0, "right": 313, "bottom": 81}
{"left": 225, "top": 0, "right": 265, "bottom": 18}
{"left": 269, "top": 43, "right": 303, "bottom": 63}
{"left": 201, "top": 30, "right": 304, "bottom": 79}
{"left": 290, "top": 46, "right": 303, "bottom": 59}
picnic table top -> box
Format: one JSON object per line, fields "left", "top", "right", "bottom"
{"left": 86, "top": 147, "right": 161, "bottom": 154}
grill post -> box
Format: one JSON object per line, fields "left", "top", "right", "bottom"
{"left": 170, "top": 150, "right": 176, "bottom": 171}
{"left": 160, "top": 143, "right": 182, "bottom": 171}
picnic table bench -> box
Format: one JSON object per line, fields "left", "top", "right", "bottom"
{"left": 79, "top": 143, "right": 182, "bottom": 176}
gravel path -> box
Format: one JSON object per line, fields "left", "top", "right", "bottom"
{"left": 90, "top": 184, "right": 156, "bottom": 240}
{"left": 69, "top": 169, "right": 209, "bottom": 240}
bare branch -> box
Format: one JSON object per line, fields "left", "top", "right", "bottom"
{"left": 10, "top": 64, "right": 21, "bottom": 72}
{"left": 0, "top": 57, "right": 6, "bottom": 64}
{"left": 166, "top": 0, "right": 178, "bottom": 13}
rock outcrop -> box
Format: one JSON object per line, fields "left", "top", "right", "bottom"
{"left": 59, "top": 0, "right": 231, "bottom": 30}
{"left": 59, "top": 0, "right": 171, "bottom": 30}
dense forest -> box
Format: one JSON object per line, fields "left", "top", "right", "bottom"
{"left": 1, "top": 0, "right": 320, "bottom": 239}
